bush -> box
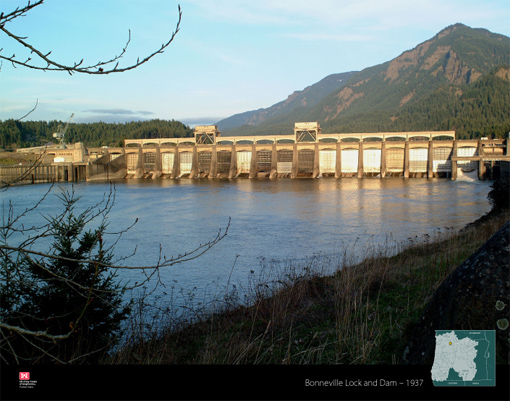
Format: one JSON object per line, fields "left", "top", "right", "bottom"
{"left": 1, "top": 187, "right": 131, "bottom": 364}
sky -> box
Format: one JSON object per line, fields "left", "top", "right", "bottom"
{"left": 1, "top": 0, "right": 509, "bottom": 126}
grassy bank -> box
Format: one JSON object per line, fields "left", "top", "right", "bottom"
{"left": 0, "top": 151, "right": 34, "bottom": 166}
{"left": 108, "top": 208, "right": 509, "bottom": 365}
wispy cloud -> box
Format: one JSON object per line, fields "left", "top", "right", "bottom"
{"left": 282, "top": 33, "right": 374, "bottom": 42}
{"left": 83, "top": 108, "right": 154, "bottom": 116}
{"left": 188, "top": 0, "right": 509, "bottom": 32}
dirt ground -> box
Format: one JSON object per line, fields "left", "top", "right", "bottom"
{"left": 0, "top": 151, "right": 38, "bottom": 166}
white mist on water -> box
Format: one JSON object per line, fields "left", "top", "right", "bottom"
{"left": 456, "top": 169, "right": 479, "bottom": 182}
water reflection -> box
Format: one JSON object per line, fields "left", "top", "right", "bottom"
{"left": 3, "top": 177, "right": 492, "bottom": 305}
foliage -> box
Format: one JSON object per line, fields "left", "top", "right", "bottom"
{"left": 322, "top": 68, "right": 510, "bottom": 138}
{"left": 1, "top": 188, "right": 131, "bottom": 363}
{"left": 0, "top": 119, "right": 193, "bottom": 149}
{"left": 110, "top": 211, "right": 510, "bottom": 365}
{"left": 222, "top": 24, "right": 510, "bottom": 140}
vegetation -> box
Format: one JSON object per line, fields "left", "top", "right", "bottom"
{"left": 221, "top": 24, "right": 510, "bottom": 140}
{"left": 488, "top": 176, "right": 510, "bottom": 212}
{"left": 222, "top": 66, "right": 510, "bottom": 139}
{"left": 0, "top": 184, "right": 230, "bottom": 364}
{"left": 108, "top": 201, "right": 510, "bottom": 365}
{"left": 0, "top": 119, "right": 193, "bottom": 150}
{"left": 2, "top": 4, "right": 508, "bottom": 367}
{"left": 1, "top": 188, "right": 131, "bottom": 363}
{"left": 323, "top": 67, "right": 510, "bottom": 138}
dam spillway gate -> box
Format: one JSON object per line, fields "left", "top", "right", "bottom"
{"left": 121, "top": 123, "right": 509, "bottom": 181}
{"left": 7, "top": 122, "right": 508, "bottom": 184}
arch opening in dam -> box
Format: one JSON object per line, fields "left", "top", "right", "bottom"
{"left": 9, "top": 122, "right": 508, "bottom": 184}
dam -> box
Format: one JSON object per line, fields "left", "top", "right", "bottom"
{"left": 2, "top": 123, "right": 509, "bottom": 184}
{"left": 120, "top": 123, "right": 508, "bottom": 181}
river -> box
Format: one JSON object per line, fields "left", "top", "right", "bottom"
{"left": 3, "top": 172, "right": 492, "bottom": 311}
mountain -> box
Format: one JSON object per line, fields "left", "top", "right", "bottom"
{"left": 219, "top": 24, "right": 510, "bottom": 139}
{"left": 216, "top": 71, "right": 357, "bottom": 131}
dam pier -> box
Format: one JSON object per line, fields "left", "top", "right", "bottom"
{"left": 3, "top": 123, "right": 509, "bottom": 184}
{"left": 121, "top": 123, "right": 509, "bottom": 181}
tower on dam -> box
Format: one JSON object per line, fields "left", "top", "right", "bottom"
{"left": 3, "top": 123, "right": 508, "bottom": 184}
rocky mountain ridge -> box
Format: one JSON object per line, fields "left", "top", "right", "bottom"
{"left": 218, "top": 23, "right": 510, "bottom": 139}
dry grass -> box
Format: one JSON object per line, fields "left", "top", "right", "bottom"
{"left": 0, "top": 151, "right": 35, "bottom": 166}
{"left": 107, "top": 209, "right": 510, "bottom": 365}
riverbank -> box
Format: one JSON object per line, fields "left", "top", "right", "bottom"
{"left": 107, "top": 203, "right": 510, "bottom": 364}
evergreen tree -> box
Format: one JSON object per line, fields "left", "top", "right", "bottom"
{"left": 1, "top": 188, "right": 131, "bottom": 364}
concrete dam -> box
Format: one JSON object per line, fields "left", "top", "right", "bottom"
{"left": 3, "top": 123, "right": 510, "bottom": 184}
{"left": 119, "top": 123, "right": 508, "bottom": 181}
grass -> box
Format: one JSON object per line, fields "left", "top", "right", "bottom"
{"left": 0, "top": 151, "right": 35, "bottom": 166}
{"left": 107, "top": 208, "right": 510, "bottom": 365}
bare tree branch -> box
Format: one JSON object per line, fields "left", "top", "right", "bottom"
{"left": 1, "top": 185, "right": 230, "bottom": 364}
{"left": 0, "top": 217, "right": 230, "bottom": 271}
{"left": 15, "top": 98, "right": 38, "bottom": 121}
{"left": 0, "top": 1, "right": 182, "bottom": 75}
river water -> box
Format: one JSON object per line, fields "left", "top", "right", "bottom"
{"left": 3, "top": 172, "right": 492, "bottom": 309}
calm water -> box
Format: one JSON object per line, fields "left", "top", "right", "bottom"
{"left": 3, "top": 173, "right": 492, "bottom": 306}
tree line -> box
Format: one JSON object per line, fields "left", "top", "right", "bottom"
{"left": 223, "top": 66, "right": 510, "bottom": 140}
{"left": 320, "top": 67, "right": 510, "bottom": 139}
{"left": 0, "top": 119, "right": 194, "bottom": 149}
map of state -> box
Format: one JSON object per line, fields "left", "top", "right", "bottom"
{"left": 431, "top": 330, "right": 496, "bottom": 387}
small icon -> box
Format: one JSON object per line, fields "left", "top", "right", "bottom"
{"left": 19, "top": 372, "right": 30, "bottom": 380}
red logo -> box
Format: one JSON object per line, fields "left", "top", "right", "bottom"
{"left": 19, "top": 372, "right": 30, "bottom": 380}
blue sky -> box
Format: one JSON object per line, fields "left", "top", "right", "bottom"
{"left": 1, "top": 0, "right": 509, "bottom": 126}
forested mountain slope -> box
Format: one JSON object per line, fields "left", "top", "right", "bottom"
{"left": 216, "top": 71, "right": 357, "bottom": 131}
{"left": 221, "top": 24, "right": 510, "bottom": 139}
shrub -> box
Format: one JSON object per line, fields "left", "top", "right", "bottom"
{"left": 1, "top": 187, "right": 130, "bottom": 364}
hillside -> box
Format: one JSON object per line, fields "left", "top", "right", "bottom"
{"left": 220, "top": 24, "right": 510, "bottom": 139}
{"left": 0, "top": 119, "right": 193, "bottom": 150}
{"left": 216, "top": 72, "right": 357, "bottom": 131}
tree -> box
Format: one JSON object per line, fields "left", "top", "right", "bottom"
{"left": 0, "top": 1, "right": 230, "bottom": 364}
{"left": 487, "top": 176, "right": 510, "bottom": 212}
{"left": 0, "top": 0, "right": 182, "bottom": 75}
{"left": 0, "top": 184, "right": 229, "bottom": 363}
{"left": 1, "top": 188, "right": 130, "bottom": 363}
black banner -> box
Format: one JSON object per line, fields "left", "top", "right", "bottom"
{"left": 2, "top": 364, "right": 508, "bottom": 401}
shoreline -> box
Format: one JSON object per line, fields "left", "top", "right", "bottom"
{"left": 108, "top": 200, "right": 509, "bottom": 364}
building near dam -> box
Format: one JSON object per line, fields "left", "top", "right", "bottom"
{"left": 2, "top": 122, "right": 509, "bottom": 184}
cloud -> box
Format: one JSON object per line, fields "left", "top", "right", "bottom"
{"left": 83, "top": 108, "right": 154, "bottom": 116}
{"left": 282, "top": 32, "right": 374, "bottom": 42}
{"left": 189, "top": 0, "right": 509, "bottom": 32}
{"left": 178, "top": 117, "right": 226, "bottom": 126}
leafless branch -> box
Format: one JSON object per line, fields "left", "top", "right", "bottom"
{"left": 0, "top": 321, "right": 74, "bottom": 341}
{"left": 0, "top": 217, "right": 230, "bottom": 271}
{"left": 0, "top": 185, "right": 230, "bottom": 363}
{"left": 0, "top": 148, "right": 46, "bottom": 190}
{"left": 15, "top": 98, "right": 38, "bottom": 121}
{"left": 0, "top": 1, "right": 182, "bottom": 75}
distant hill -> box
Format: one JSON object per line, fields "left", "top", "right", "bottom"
{"left": 220, "top": 24, "right": 510, "bottom": 139}
{"left": 216, "top": 72, "right": 357, "bottom": 131}
{"left": 0, "top": 119, "right": 193, "bottom": 149}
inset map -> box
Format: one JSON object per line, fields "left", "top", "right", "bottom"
{"left": 431, "top": 330, "right": 496, "bottom": 387}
